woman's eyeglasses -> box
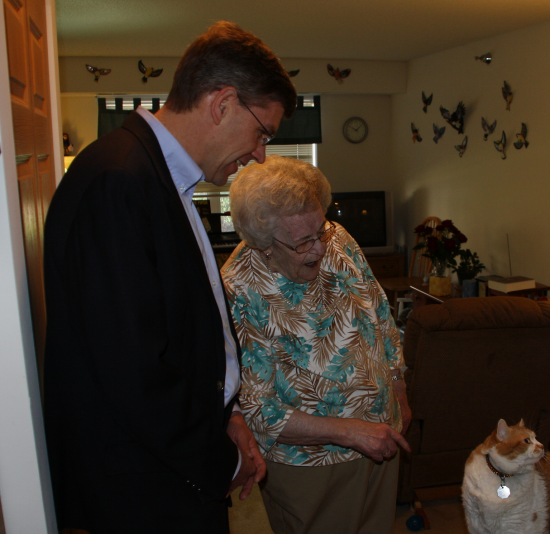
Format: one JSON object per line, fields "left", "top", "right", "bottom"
{"left": 273, "top": 221, "right": 336, "bottom": 254}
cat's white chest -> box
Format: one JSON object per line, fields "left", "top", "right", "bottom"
{"left": 462, "top": 455, "right": 548, "bottom": 534}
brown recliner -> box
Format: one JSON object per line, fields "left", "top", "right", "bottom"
{"left": 398, "top": 296, "right": 550, "bottom": 502}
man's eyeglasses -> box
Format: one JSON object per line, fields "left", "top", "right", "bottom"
{"left": 273, "top": 221, "right": 336, "bottom": 254}
{"left": 238, "top": 98, "right": 275, "bottom": 146}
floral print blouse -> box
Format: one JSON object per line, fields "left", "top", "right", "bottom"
{"left": 221, "top": 223, "right": 404, "bottom": 466}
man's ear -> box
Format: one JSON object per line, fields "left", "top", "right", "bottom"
{"left": 210, "top": 86, "right": 239, "bottom": 126}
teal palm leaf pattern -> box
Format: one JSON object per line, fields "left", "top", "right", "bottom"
{"left": 260, "top": 397, "right": 288, "bottom": 426}
{"left": 277, "top": 443, "right": 309, "bottom": 465}
{"left": 323, "top": 443, "right": 351, "bottom": 454}
{"left": 316, "top": 387, "right": 347, "bottom": 417}
{"left": 278, "top": 335, "right": 312, "bottom": 369}
{"left": 277, "top": 276, "right": 308, "bottom": 306}
{"left": 233, "top": 288, "right": 269, "bottom": 330}
{"left": 336, "top": 270, "right": 361, "bottom": 297}
{"left": 274, "top": 369, "right": 302, "bottom": 408}
{"left": 242, "top": 341, "right": 273, "bottom": 381}
{"left": 344, "top": 243, "right": 364, "bottom": 271}
{"left": 352, "top": 311, "right": 376, "bottom": 345}
{"left": 371, "top": 376, "right": 389, "bottom": 415}
{"left": 306, "top": 303, "right": 334, "bottom": 338}
{"left": 376, "top": 299, "right": 391, "bottom": 321}
{"left": 384, "top": 337, "right": 398, "bottom": 365}
{"left": 322, "top": 347, "right": 356, "bottom": 383}
{"left": 362, "top": 263, "right": 377, "bottom": 284}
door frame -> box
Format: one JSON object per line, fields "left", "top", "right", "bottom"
{"left": 0, "top": 0, "right": 61, "bottom": 531}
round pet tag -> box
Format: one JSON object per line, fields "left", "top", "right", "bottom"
{"left": 497, "top": 485, "right": 510, "bottom": 499}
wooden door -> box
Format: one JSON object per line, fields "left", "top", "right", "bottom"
{"left": 3, "top": 0, "right": 55, "bottom": 386}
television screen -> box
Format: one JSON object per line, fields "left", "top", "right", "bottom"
{"left": 326, "top": 191, "right": 388, "bottom": 249}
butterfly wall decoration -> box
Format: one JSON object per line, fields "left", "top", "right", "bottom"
{"left": 455, "top": 136, "right": 468, "bottom": 158}
{"left": 494, "top": 131, "right": 507, "bottom": 159}
{"left": 86, "top": 64, "right": 111, "bottom": 82}
{"left": 422, "top": 91, "right": 433, "bottom": 113}
{"left": 433, "top": 124, "right": 446, "bottom": 144}
{"left": 327, "top": 64, "right": 351, "bottom": 84}
{"left": 481, "top": 117, "right": 497, "bottom": 141}
{"left": 411, "top": 123, "right": 422, "bottom": 143}
{"left": 138, "top": 60, "right": 163, "bottom": 83}
{"left": 440, "top": 101, "right": 466, "bottom": 134}
{"left": 514, "top": 123, "right": 529, "bottom": 149}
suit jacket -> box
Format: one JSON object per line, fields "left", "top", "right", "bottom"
{"left": 44, "top": 112, "right": 239, "bottom": 533}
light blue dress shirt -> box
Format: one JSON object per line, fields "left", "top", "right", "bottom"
{"left": 136, "top": 106, "right": 241, "bottom": 408}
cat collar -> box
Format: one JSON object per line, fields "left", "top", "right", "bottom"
{"left": 486, "top": 454, "right": 513, "bottom": 499}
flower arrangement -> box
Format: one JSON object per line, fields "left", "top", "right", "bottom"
{"left": 413, "top": 219, "right": 467, "bottom": 274}
{"left": 452, "top": 249, "right": 485, "bottom": 283}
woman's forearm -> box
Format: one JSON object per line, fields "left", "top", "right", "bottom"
{"left": 276, "top": 410, "right": 411, "bottom": 462}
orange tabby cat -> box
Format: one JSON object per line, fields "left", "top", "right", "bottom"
{"left": 462, "top": 419, "right": 550, "bottom": 534}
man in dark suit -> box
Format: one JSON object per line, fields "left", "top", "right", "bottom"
{"left": 43, "top": 21, "right": 296, "bottom": 534}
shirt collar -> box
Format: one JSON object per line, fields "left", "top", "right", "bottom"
{"left": 136, "top": 106, "right": 204, "bottom": 196}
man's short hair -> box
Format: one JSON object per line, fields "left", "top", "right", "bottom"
{"left": 165, "top": 21, "right": 296, "bottom": 119}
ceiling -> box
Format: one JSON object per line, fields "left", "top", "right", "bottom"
{"left": 55, "top": 0, "right": 550, "bottom": 61}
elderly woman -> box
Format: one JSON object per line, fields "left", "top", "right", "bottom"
{"left": 221, "top": 156, "right": 411, "bottom": 534}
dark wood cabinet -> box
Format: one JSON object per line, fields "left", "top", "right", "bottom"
{"left": 365, "top": 253, "right": 405, "bottom": 280}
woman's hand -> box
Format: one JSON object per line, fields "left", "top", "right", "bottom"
{"left": 277, "top": 410, "right": 410, "bottom": 463}
{"left": 335, "top": 418, "right": 410, "bottom": 462}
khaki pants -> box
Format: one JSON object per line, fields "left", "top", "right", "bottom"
{"left": 260, "top": 454, "right": 399, "bottom": 534}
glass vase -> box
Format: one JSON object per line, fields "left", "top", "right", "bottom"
{"left": 431, "top": 260, "right": 448, "bottom": 277}
{"left": 429, "top": 260, "right": 452, "bottom": 296}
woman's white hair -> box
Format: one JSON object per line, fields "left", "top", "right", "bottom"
{"left": 229, "top": 155, "right": 332, "bottom": 250}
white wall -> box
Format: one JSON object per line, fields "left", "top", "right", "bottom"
{"left": 59, "top": 56, "right": 402, "bottom": 196}
{"left": 319, "top": 94, "right": 393, "bottom": 192}
{"left": 391, "top": 20, "right": 550, "bottom": 285}
{"left": 61, "top": 93, "right": 98, "bottom": 154}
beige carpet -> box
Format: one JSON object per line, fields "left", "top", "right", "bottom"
{"left": 229, "top": 485, "right": 469, "bottom": 533}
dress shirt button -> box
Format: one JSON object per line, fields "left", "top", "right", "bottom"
{"left": 212, "top": 280, "right": 217, "bottom": 286}
{"left": 216, "top": 381, "right": 224, "bottom": 392}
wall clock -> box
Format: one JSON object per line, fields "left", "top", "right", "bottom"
{"left": 343, "top": 117, "right": 368, "bottom": 144}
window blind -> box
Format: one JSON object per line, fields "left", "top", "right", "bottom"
{"left": 96, "top": 94, "right": 318, "bottom": 196}
{"left": 194, "top": 143, "right": 317, "bottom": 195}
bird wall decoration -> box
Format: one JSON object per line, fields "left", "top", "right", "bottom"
{"left": 455, "top": 136, "right": 467, "bottom": 158}
{"left": 514, "top": 123, "right": 529, "bottom": 149}
{"left": 411, "top": 123, "right": 422, "bottom": 143}
{"left": 327, "top": 64, "right": 351, "bottom": 84}
{"left": 481, "top": 117, "right": 497, "bottom": 141}
{"left": 475, "top": 53, "right": 492, "bottom": 64}
{"left": 502, "top": 81, "right": 513, "bottom": 111}
{"left": 86, "top": 64, "right": 111, "bottom": 82}
{"left": 422, "top": 91, "right": 433, "bottom": 113}
{"left": 440, "top": 101, "right": 466, "bottom": 134}
{"left": 138, "top": 60, "right": 163, "bottom": 83}
{"left": 433, "top": 124, "right": 446, "bottom": 144}
{"left": 286, "top": 69, "right": 300, "bottom": 77}
{"left": 494, "top": 131, "right": 507, "bottom": 159}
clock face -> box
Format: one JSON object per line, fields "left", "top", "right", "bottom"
{"left": 343, "top": 117, "right": 368, "bottom": 143}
